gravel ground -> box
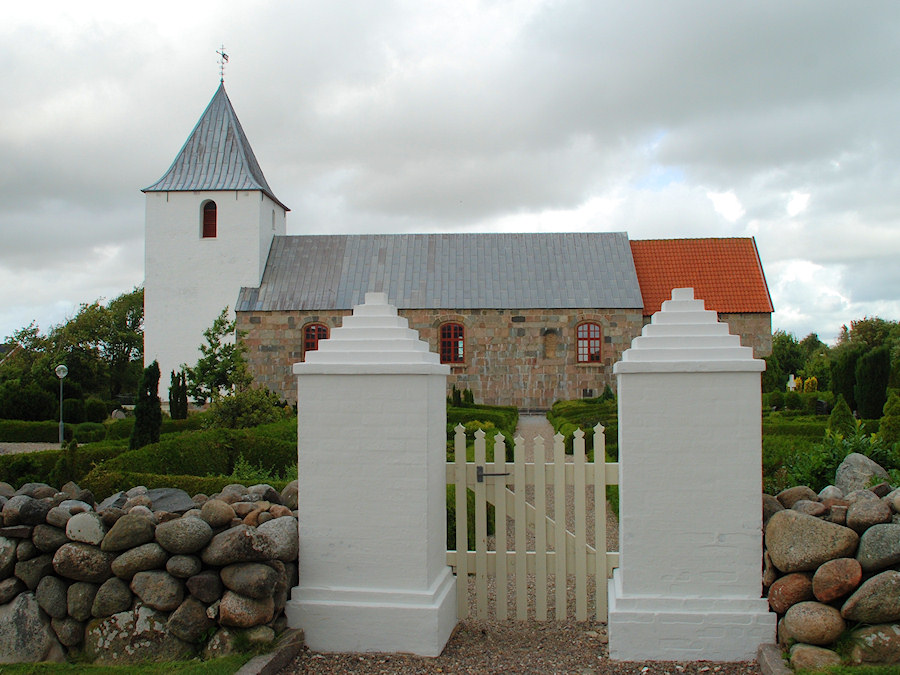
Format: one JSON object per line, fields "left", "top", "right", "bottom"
{"left": 280, "top": 417, "right": 764, "bottom": 674}
{"left": 0, "top": 442, "right": 60, "bottom": 456}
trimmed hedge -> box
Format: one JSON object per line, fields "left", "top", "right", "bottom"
{"left": 0, "top": 449, "right": 63, "bottom": 487}
{"left": 105, "top": 415, "right": 207, "bottom": 440}
{"left": 79, "top": 429, "right": 296, "bottom": 498}
{"left": 546, "top": 397, "right": 618, "bottom": 458}
{"left": 0, "top": 420, "right": 71, "bottom": 443}
{"left": 447, "top": 404, "right": 518, "bottom": 436}
{"left": 73, "top": 422, "right": 106, "bottom": 443}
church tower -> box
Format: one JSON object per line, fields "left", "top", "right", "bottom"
{"left": 143, "top": 82, "right": 288, "bottom": 396}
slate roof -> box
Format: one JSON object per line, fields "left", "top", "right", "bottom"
{"left": 142, "top": 83, "right": 288, "bottom": 211}
{"left": 629, "top": 238, "right": 773, "bottom": 315}
{"left": 236, "top": 232, "right": 643, "bottom": 311}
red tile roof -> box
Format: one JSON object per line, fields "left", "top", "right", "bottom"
{"left": 630, "top": 238, "right": 773, "bottom": 316}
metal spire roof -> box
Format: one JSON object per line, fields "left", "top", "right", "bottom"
{"left": 143, "top": 83, "right": 288, "bottom": 211}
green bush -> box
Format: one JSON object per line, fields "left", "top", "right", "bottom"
{"left": 446, "top": 484, "right": 495, "bottom": 551}
{"left": 546, "top": 397, "right": 617, "bottom": 457}
{"left": 0, "top": 382, "right": 57, "bottom": 422}
{"left": 879, "top": 393, "right": 900, "bottom": 445}
{"left": 62, "top": 398, "right": 85, "bottom": 424}
{"left": 47, "top": 438, "right": 131, "bottom": 488}
{"left": 855, "top": 344, "right": 891, "bottom": 420}
{"left": 84, "top": 397, "right": 108, "bottom": 423}
{"left": 0, "top": 450, "right": 63, "bottom": 488}
{"left": 784, "top": 391, "right": 802, "bottom": 410}
{"left": 766, "top": 391, "right": 785, "bottom": 410}
{"left": 206, "top": 388, "right": 291, "bottom": 429}
{"left": 0, "top": 420, "right": 71, "bottom": 443}
{"left": 253, "top": 416, "right": 297, "bottom": 443}
{"left": 74, "top": 422, "right": 107, "bottom": 443}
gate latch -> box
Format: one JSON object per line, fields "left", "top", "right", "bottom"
{"left": 476, "top": 465, "right": 511, "bottom": 483}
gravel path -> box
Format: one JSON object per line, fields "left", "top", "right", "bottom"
{"left": 280, "top": 416, "right": 763, "bottom": 674}
{"left": 0, "top": 442, "right": 59, "bottom": 456}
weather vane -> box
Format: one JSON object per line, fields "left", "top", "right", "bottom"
{"left": 216, "top": 45, "right": 229, "bottom": 83}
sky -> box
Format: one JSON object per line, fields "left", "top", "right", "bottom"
{"left": 2, "top": 0, "right": 899, "bottom": 345}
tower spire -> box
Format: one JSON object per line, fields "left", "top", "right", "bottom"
{"left": 216, "top": 45, "right": 229, "bottom": 83}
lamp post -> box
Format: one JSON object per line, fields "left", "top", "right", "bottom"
{"left": 55, "top": 365, "right": 68, "bottom": 445}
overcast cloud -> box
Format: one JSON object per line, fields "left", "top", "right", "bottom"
{"left": 2, "top": 0, "right": 898, "bottom": 344}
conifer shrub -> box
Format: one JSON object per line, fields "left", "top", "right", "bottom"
{"left": 803, "top": 376, "right": 818, "bottom": 393}
{"left": 855, "top": 344, "right": 891, "bottom": 420}
{"left": 827, "top": 394, "right": 856, "bottom": 437}
{"left": 130, "top": 361, "right": 162, "bottom": 450}
{"left": 879, "top": 392, "right": 900, "bottom": 446}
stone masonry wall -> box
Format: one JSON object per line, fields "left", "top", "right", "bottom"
{"left": 638, "top": 311, "right": 772, "bottom": 359}
{"left": 238, "top": 308, "right": 645, "bottom": 409}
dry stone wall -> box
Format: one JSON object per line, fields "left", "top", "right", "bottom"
{"left": 764, "top": 453, "right": 900, "bottom": 668}
{"left": 0, "top": 479, "right": 299, "bottom": 665}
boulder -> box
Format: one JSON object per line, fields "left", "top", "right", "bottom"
{"left": 281, "top": 481, "right": 298, "bottom": 510}
{"left": 110, "top": 542, "right": 168, "bottom": 579}
{"left": 765, "top": 509, "right": 859, "bottom": 573}
{"left": 67, "top": 581, "right": 99, "bottom": 621}
{"left": 130, "top": 570, "right": 184, "bottom": 611}
{"left": 857, "top": 523, "right": 900, "bottom": 572}
{"left": 846, "top": 498, "right": 892, "bottom": 533}
{"left": 848, "top": 623, "right": 900, "bottom": 665}
{"left": 185, "top": 570, "right": 223, "bottom": 604}
{"left": 92, "top": 577, "right": 133, "bottom": 618}
{"left": 789, "top": 643, "right": 842, "bottom": 670}
{"left": 218, "top": 590, "right": 274, "bottom": 628}
{"left": 782, "top": 601, "right": 845, "bottom": 645}
{"left": 167, "top": 597, "right": 214, "bottom": 643}
{"left": 101, "top": 513, "right": 156, "bottom": 552}
{"left": 155, "top": 515, "right": 213, "bottom": 554}
{"left": 257, "top": 515, "right": 299, "bottom": 562}
{"left": 201, "top": 524, "right": 276, "bottom": 566}
{"left": 52, "top": 543, "right": 114, "bottom": 583}
{"left": 0, "top": 592, "right": 66, "bottom": 663}
{"left": 0, "top": 577, "right": 25, "bottom": 604}
{"left": 248, "top": 484, "right": 281, "bottom": 503}
{"left": 836, "top": 453, "right": 890, "bottom": 494}
{"left": 200, "top": 499, "right": 235, "bottom": 528}
{"left": 65, "top": 511, "right": 107, "bottom": 545}
{"left": 220, "top": 562, "right": 279, "bottom": 599}
{"left": 145, "top": 488, "right": 196, "bottom": 514}
{"left": 14, "top": 553, "right": 54, "bottom": 589}
{"left": 84, "top": 604, "right": 196, "bottom": 665}
{"left": 813, "top": 557, "right": 862, "bottom": 603}
{"left": 818, "top": 485, "right": 844, "bottom": 501}
{"left": 767, "top": 572, "right": 813, "bottom": 614}
{"left": 203, "top": 627, "right": 237, "bottom": 659}
{"left": 777, "top": 486, "right": 817, "bottom": 508}
{"left": 792, "top": 500, "right": 827, "bottom": 517}
{"left": 0, "top": 482, "right": 13, "bottom": 499}
{"left": 60, "top": 481, "right": 93, "bottom": 504}
{"left": 32, "top": 524, "right": 70, "bottom": 553}
{"left": 166, "top": 554, "right": 202, "bottom": 579}
{"left": 16, "top": 539, "right": 37, "bottom": 561}
{"left": 96, "top": 491, "right": 128, "bottom": 513}
{"left": 14, "top": 483, "right": 56, "bottom": 499}
{"left": 3, "top": 495, "right": 51, "bottom": 526}
{"left": 841, "top": 570, "right": 900, "bottom": 623}
{"left": 0, "top": 535, "right": 16, "bottom": 577}
{"left": 51, "top": 616, "right": 84, "bottom": 648}
{"left": 35, "top": 574, "right": 68, "bottom": 619}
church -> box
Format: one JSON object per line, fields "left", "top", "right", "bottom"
{"left": 143, "top": 83, "right": 773, "bottom": 409}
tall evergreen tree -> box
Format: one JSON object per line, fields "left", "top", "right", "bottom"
{"left": 854, "top": 344, "right": 891, "bottom": 420}
{"left": 168, "top": 369, "right": 188, "bottom": 420}
{"left": 130, "top": 361, "right": 162, "bottom": 450}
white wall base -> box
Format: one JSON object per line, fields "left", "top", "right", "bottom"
{"left": 608, "top": 570, "right": 775, "bottom": 662}
{"left": 285, "top": 567, "right": 457, "bottom": 657}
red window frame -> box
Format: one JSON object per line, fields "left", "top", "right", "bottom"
{"left": 304, "top": 323, "right": 328, "bottom": 355}
{"left": 440, "top": 322, "right": 465, "bottom": 364}
{"left": 202, "top": 201, "right": 217, "bottom": 238}
{"left": 576, "top": 322, "right": 602, "bottom": 363}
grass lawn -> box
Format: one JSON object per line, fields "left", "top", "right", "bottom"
{"left": 0, "top": 655, "right": 254, "bottom": 675}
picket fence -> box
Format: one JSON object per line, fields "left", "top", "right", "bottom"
{"left": 445, "top": 424, "right": 619, "bottom": 622}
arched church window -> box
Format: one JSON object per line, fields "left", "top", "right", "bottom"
{"left": 202, "top": 201, "right": 217, "bottom": 238}
{"left": 440, "top": 322, "right": 465, "bottom": 364}
{"left": 304, "top": 323, "right": 328, "bottom": 356}
{"left": 576, "top": 322, "right": 602, "bottom": 363}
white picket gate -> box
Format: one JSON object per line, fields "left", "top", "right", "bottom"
{"left": 446, "top": 424, "right": 619, "bottom": 622}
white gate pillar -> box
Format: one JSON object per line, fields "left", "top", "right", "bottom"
{"left": 608, "top": 288, "right": 775, "bottom": 661}
{"left": 284, "top": 292, "right": 457, "bottom": 656}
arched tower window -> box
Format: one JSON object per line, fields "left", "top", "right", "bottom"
{"left": 304, "top": 323, "right": 328, "bottom": 356}
{"left": 440, "top": 322, "right": 465, "bottom": 364}
{"left": 576, "top": 322, "right": 602, "bottom": 363}
{"left": 202, "top": 201, "right": 217, "bottom": 238}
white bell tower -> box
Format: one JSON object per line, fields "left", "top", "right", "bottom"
{"left": 142, "top": 82, "right": 288, "bottom": 396}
